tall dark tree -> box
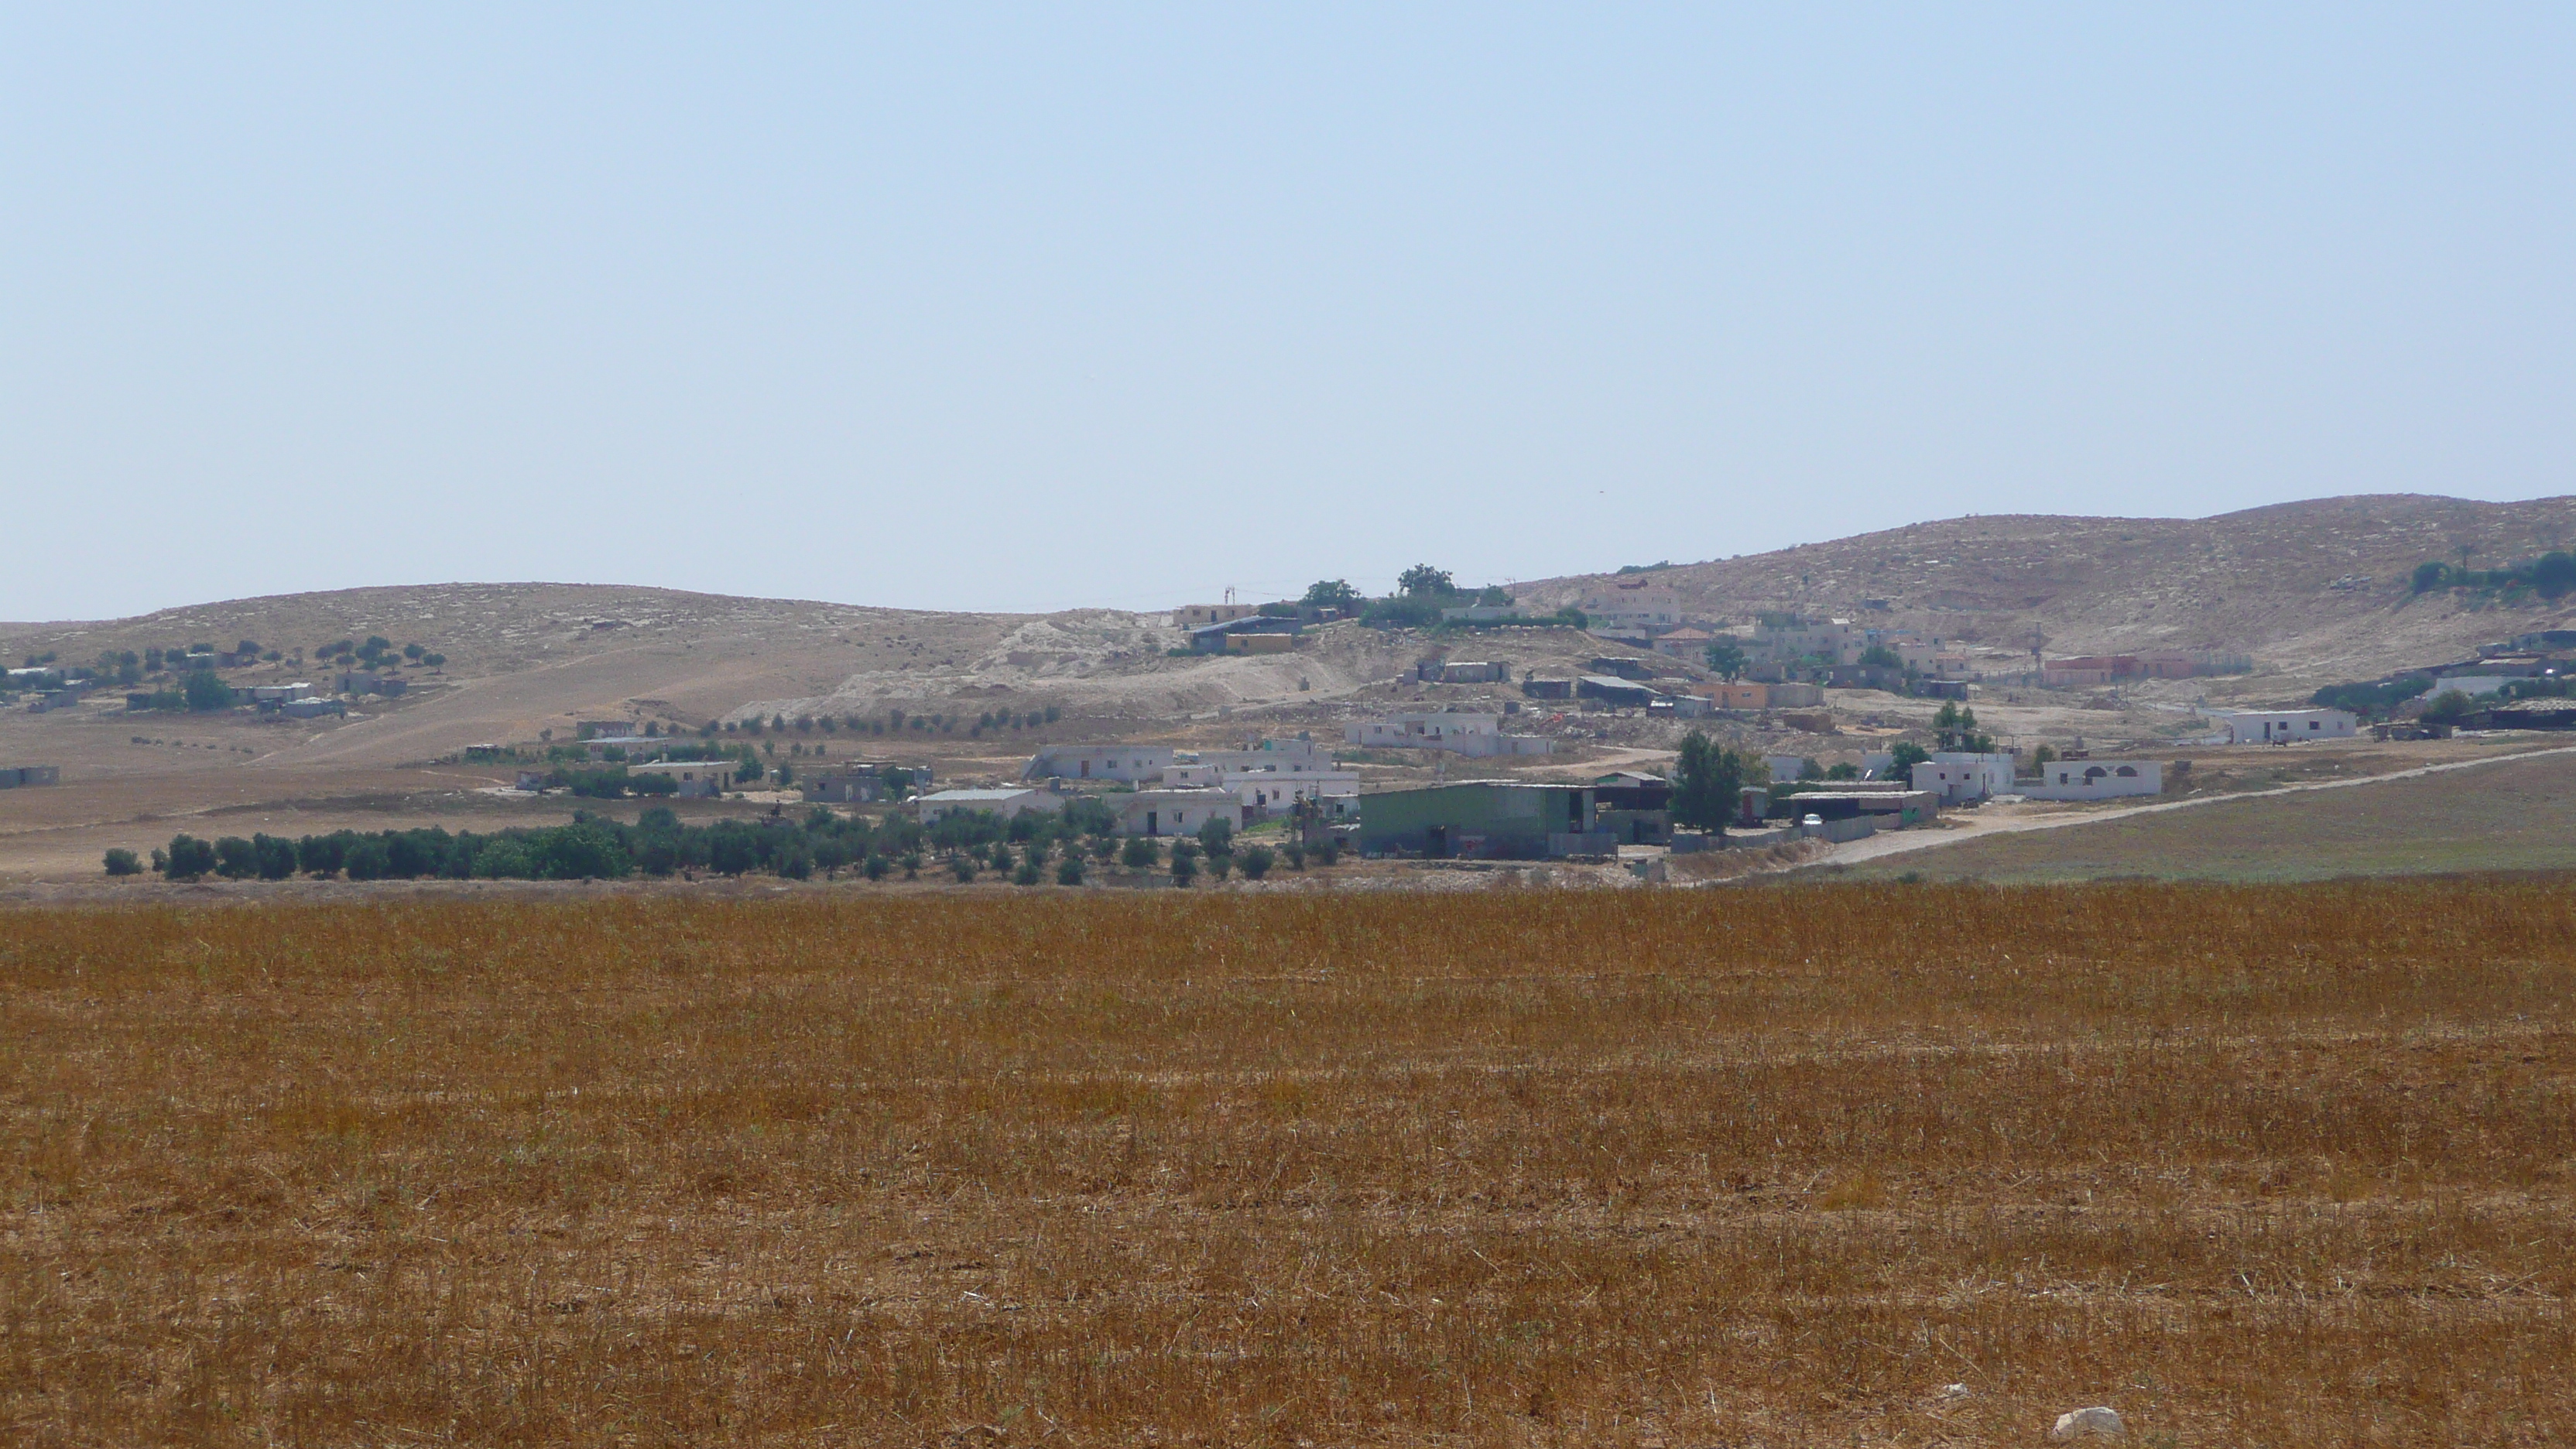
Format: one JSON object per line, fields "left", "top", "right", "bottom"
{"left": 1670, "top": 731, "right": 1750, "bottom": 833}
{"left": 1396, "top": 564, "right": 1454, "bottom": 598}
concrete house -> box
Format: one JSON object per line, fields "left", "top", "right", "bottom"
{"left": 1345, "top": 713, "right": 1552, "bottom": 757}
{"left": 1024, "top": 743, "right": 1177, "bottom": 783}
{"left": 2219, "top": 708, "right": 2358, "bottom": 744}
{"left": 1911, "top": 752, "right": 2017, "bottom": 803}
{"left": 1356, "top": 781, "right": 1612, "bottom": 859}
{"left": 1108, "top": 788, "right": 1243, "bottom": 838}
{"left": 629, "top": 759, "right": 735, "bottom": 798}
{"left": 1173, "top": 603, "right": 1259, "bottom": 628}
{"left": 1651, "top": 627, "right": 1717, "bottom": 660}
{"left": 1576, "top": 581, "right": 1683, "bottom": 635}
{"left": 2019, "top": 760, "right": 2164, "bottom": 800}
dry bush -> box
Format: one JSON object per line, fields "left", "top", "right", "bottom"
{"left": 2, "top": 882, "right": 2573, "bottom": 1445}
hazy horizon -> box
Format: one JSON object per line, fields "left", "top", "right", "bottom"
{"left": 8, "top": 8, "right": 2572, "bottom": 622}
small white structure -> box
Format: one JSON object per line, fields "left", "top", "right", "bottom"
{"left": 1764, "top": 753, "right": 1813, "bottom": 783}
{"left": 1107, "top": 788, "right": 1244, "bottom": 838}
{"left": 1023, "top": 743, "right": 1177, "bottom": 783}
{"left": 2018, "top": 759, "right": 2164, "bottom": 800}
{"left": 1346, "top": 713, "right": 1552, "bottom": 756}
{"left": 2219, "top": 708, "right": 2358, "bottom": 744}
{"left": 627, "top": 759, "right": 734, "bottom": 798}
{"left": 1912, "top": 752, "right": 2017, "bottom": 803}
{"left": 916, "top": 787, "right": 1065, "bottom": 824}
{"left": 245, "top": 682, "right": 313, "bottom": 703}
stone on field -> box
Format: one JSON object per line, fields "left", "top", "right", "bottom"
{"left": 2051, "top": 1406, "right": 2125, "bottom": 1440}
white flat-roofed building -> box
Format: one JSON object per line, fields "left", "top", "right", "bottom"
{"left": 628, "top": 759, "right": 734, "bottom": 798}
{"left": 1023, "top": 743, "right": 1177, "bottom": 783}
{"left": 916, "top": 787, "right": 1066, "bottom": 824}
{"left": 2218, "top": 708, "right": 2358, "bottom": 744}
{"left": 2018, "top": 760, "right": 2165, "bottom": 800}
{"left": 1107, "top": 788, "right": 1243, "bottom": 838}
{"left": 1912, "top": 752, "right": 2017, "bottom": 803}
{"left": 1576, "top": 580, "right": 1684, "bottom": 635}
{"left": 1345, "top": 713, "right": 1552, "bottom": 757}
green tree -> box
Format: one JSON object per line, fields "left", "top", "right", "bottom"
{"left": 1303, "top": 579, "right": 1362, "bottom": 610}
{"left": 2411, "top": 560, "right": 2451, "bottom": 593}
{"left": 1396, "top": 564, "right": 1454, "bottom": 597}
{"left": 103, "top": 848, "right": 142, "bottom": 877}
{"left": 163, "top": 834, "right": 218, "bottom": 880}
{"left": 1670, "top": 731, "right": 1750, "bottom": 833}
{"left": 1886, "top": 741, "right": 1932, "bottom": 779}
{"left": 2422, "top": 689, "right": 2475, "bottom": 725}
{"left": 1703, "top": 642, "right": 1748, "bottom": 680}
{"left": 1238, "top": 844, "right": 1275, "bottom": 879}
{"left": 1122, "top": 836, "right": 1160, "bottom": 869}
{"left": 183, "top": 670, "right": 235, "bottom": 712}
{"left": 1858, "top": 644, "right": 1903, "bottom": 670}
{"left": 1197, "top": 815, "right": 1234, "bottom": 857}
{"left": 1930, "top": 702, "right": 1995, "bottom": 753}
{"left": 1170, "top": 851, "right": 1198, "bottom": 887}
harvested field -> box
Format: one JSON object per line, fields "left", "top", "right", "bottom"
{"left": 5, "top": 887, "right": 2573, "bottom": 1444}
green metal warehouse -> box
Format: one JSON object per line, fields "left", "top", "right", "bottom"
{"left": 1356, "top": 781, "right": 1609, "bottom": 859}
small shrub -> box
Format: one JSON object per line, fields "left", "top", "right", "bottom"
{"left": 102, "top": 848, "right": 142, "bottom": 877}
{"left": 1239, "top": 844, "right": 1274, "bottom": 880}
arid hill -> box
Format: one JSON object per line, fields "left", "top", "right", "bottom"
{"left": 1522, "top": 493, "right": 2576, "bottom": 691}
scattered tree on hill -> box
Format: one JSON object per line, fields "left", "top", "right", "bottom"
{"left": 1303, "top": 579, "right": 1362, "bottom": 610}
{"left": 1396, "top": 564, "right": 1454, "bottom": 598}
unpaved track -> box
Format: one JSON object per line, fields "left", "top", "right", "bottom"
{"left": 1814, "top": 742, "right": 2576, "bottom": 868}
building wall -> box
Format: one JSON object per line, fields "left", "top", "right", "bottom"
{"left": 1357, "top": 783, "right": 1597, "bottom": 858}
{"left": 630, "top": 761, "right": 734, "bottom": 798}
{"left": 1108, "top": 790, "right": 1244, "bottom": 837}
{"left": 2018, "top": 761, "right": 2164, "bottom": 800}
{"left": 1025, "top": 745, "right": 1176, "bottom": 782}
{"left": 1575, "top": 584, "right": 1682, "bottom": 633}
{"left": 1911, "top": 752, "right": 2016, "bottom": 803}
{"left": 1173, "top": 604, "right": 1257, "bottom": 628}
{"left": 2222, "top": 710, "right": 2358, "bottom": 744}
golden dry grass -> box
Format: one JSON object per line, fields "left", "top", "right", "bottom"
{"left": 4, "top": 884, "right": 2572, "bottom": 1445}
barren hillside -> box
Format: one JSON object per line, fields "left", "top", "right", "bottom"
{"left": 1521, "top": 494, "right": 2576, "bottom": 694}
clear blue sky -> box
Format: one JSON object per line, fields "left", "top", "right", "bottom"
{"left": 5, "top": 6, "right": 2571, "bottom": 621}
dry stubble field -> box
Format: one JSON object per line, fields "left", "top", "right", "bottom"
{"left": 4, "top": 886, "right": 2571, "bottom": 1446}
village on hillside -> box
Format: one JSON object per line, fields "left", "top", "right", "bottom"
{"left": 5, "top": 538, "right": 2572, "bottom": 886}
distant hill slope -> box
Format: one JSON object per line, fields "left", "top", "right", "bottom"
{"left": 1520, "top": 494, "right": 2576, "bottom": 693}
